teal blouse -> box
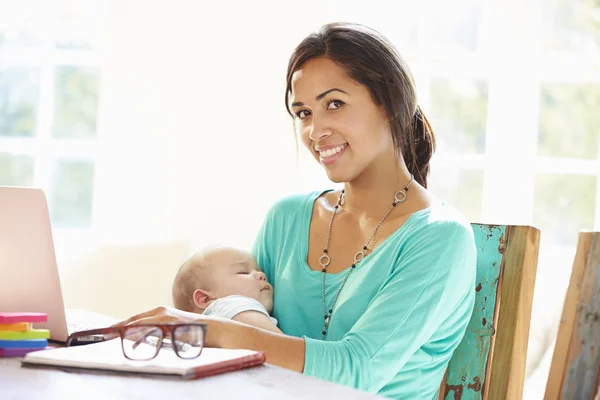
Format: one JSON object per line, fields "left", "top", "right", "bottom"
{"left": 252, "top": 191, "right": 476, "bottom": 399}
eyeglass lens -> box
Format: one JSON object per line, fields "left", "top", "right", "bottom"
{"left": 120, "top": 325, "right": 205, "bottom": 360}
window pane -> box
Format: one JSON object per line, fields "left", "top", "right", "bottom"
{"left": 53, "top": 67, "right": 99, "bottom": 139}
{"left": 0, "top": 153, "right": 34, "bottom": 186}
{"left": 0, "top": 68, "right": 40, "bottom": 137}
{"left": 428, "top": 168, "right": 483, "bottom": 222}
{"left": 429, "top": 79, "right": 488, "bottom": 154}
{"left": 0, "top": 3, "right": 48, "bottom": 47}
{"left": 538, "top": 83, "right": 600, "bottom": 159}
{"left": 431, "top": 0, "right": 483, "bottom": 53}
{"left": 55, "top": 0, "right": 103, "bottom": 49}
{"left": 542, "top": 0, "right": 600, "bottom": 55}
{"left": 533, "top": 174, "right": 596, "bottom": 247}
{"left": 49, "top": 159, "right": 95, "bottom": 228}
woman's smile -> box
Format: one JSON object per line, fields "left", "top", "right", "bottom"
{"left": 317, "top": 143, "right": 348, "bottom": 165}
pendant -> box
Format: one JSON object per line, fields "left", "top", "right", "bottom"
{"left": 319, "top": 254, "right": 331, "bottom": 267}
{"left": 394, "top": 189, "right": 407, "bottom": 203}
{"left": 354, "top": 249, "right": 366, "bottom": 263}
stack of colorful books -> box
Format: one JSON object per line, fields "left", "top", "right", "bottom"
{"left": 0, "top": 312, "right": 49, "bottom": 357}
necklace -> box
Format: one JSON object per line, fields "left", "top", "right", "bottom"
{"left": 319, "top": 175, "right": 414, "bottom": 339}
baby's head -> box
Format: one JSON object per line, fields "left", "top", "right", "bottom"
{"left": 172, "top": 245, "right": 273, "bottom": 314}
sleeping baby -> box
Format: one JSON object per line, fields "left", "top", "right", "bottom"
{"left": 172, "top": 245, "right": 281, "bottom": 334}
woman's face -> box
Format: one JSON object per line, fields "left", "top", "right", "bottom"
{"left": 290, "top": 57, "right": 394, "bottom": 183}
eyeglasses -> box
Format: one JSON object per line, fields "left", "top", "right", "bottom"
{"left": 66, "top": 323, "right": 208, "bottom": 361}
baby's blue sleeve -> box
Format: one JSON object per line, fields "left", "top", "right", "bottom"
{"left": 302, "top": 221, "right": 476, "bottom": 394}
{"left": 251, "top": 193, "right": 313, "bottom": 285}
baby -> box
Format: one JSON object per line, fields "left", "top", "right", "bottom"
{"left": 172, "top": 245, "right": 281, "bottom": 334}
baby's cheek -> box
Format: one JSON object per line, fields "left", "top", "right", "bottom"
{"left": 243, "top": 286, "right": 261, "bottom": 300}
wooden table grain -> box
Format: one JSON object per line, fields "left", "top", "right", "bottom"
{"left": 0, "top": 356, "right": 382, "bottom": 400}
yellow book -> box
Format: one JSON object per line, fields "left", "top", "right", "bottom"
{"left": 0, "top": 322, "right": 31, "bottom": 332}
{"left": 0, "top": 329, "right": 50, "bottom": 340}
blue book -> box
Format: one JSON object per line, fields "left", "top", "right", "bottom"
{"left": 0, "top": 339, "right": 48, "bottom": 349}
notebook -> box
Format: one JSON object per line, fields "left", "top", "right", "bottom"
{"left": 21, "top": 339, "right": 266, "bottom": 379}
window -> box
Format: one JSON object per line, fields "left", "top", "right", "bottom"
{"left": 0, "top": 0, "right": 103, "bottom": 232}
{"left": 326, "top": 0, "right": 599, "bottom": 253}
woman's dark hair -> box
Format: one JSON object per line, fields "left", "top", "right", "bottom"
{"left": 285, "top": 23, "right": 436, "bottom": 188}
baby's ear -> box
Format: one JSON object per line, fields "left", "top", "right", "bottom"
{"left": 193, "top": 289, "right": 212, "bottom": 309}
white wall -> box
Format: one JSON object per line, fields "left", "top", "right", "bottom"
{"left": 91, "top": 1, "right": 333, "bottom": 248}
{"left": 59, "top": 0, "right": 333, "bottom": 314}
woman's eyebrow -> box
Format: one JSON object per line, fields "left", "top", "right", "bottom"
{"left": 291, "top": 88, "right": 348, "bottom": 107}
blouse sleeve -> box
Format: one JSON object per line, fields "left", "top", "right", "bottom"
{"left": 302, "top": 220, "right": 476, "bottom": 393}
{"left": 251, "top": 205, "right": 276, "bottom": 284}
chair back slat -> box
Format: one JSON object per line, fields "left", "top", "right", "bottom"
{"left": 545, "top": 232, "right": 600, "bottom": 400}
{"left": 440, "top": 224, "right": 540, "bottom": 400}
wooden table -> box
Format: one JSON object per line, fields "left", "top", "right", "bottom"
{"left": 0, "top": 356, "right": 382, "bottom": 399}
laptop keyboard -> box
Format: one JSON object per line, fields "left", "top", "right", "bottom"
{"left": 65, "top": 308, "right": 119, "bottom": 335}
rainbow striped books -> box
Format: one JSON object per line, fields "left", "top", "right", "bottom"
{"left": 0, "top": 312, "right": 49, "bottom": 357}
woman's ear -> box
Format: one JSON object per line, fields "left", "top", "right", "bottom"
{"left": 193, "top": 289, "right": 213, "bottom": 310}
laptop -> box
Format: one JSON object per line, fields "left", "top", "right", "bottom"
{"left": 0, "top": 186, "right": 117, "bottom": 342}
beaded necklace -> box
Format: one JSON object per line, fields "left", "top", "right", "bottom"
{"left": 319, "top": 175, "right": 414, "bottom": 339}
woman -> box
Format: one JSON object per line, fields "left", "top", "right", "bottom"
{"left": 119, "top": 23, "right": 476, "bottom": 398}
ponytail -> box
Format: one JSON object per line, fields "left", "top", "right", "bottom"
{"left": 403, "top": 106, "right": 435, "bottom": 188}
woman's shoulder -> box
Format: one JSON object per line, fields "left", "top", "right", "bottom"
{"left": 404, "top": 201, "right": 475, "bottom": 247}
{"left": 393, "top": 203, "right": 476, "bottom": 280}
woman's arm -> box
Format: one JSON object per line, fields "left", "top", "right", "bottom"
{"left": 114, "top": 306, "right": 305, "bottom": 372}
{"left": 213, "top": 317, "right": 305, "bottom": 371}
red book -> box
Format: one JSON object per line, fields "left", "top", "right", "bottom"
{"left": 186, "top": 351, "right": 266, "bottom": 379}
{"left": 0, "top": 312, "right": 48, "bottom": 324}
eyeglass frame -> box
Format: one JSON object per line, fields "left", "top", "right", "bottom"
{"left": 66, "top": 323, "right": 208, "bottom": 360}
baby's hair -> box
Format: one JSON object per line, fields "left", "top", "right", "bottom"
{"left": 172, "top": 252, "right": 211, "bottom": 312}
{"left": 173, "top": 245, "right": 256, "bottom": 312}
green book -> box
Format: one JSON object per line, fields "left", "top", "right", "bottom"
{"left": 0, "top": 329, "right": 50, "bottom": 340}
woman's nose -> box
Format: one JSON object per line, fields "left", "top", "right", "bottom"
{"left": 308, "top": 118, "right": 333, "bottom": 142}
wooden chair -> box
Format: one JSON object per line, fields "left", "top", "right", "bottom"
{"left": 544, "top": 231, "right": 600, "bottom": 400}
{"left": 439, "top": 224, "right": 540, "bottom": 400}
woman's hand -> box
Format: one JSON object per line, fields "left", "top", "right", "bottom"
{"left": 113, "top": 305, "right": 201, "bottom": 326}
{"left": 114, "top": 306, "right": 305, "bottom": 371}
{"left": 112, "top": 305, "right": 225, "bottom": 347}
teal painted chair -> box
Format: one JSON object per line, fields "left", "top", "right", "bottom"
{"left": 544, "top": 231, "right": 600, "bottom": 400}
{"left": 439, "top": 224, "right": 541, "bottom": 400}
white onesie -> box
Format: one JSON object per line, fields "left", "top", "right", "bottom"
{"left": 203, "top": 295, "right": 278, "bottom": 326}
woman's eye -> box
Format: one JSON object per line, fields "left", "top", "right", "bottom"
{"left": 327, "top": 100, "right": 344, "bottom": 110}
{"left": 295, "top": 110, "right": 310, "bottom": 119}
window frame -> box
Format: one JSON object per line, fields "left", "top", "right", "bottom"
{"left": 0, "top": 11, "right": 101, "bottom": 242}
